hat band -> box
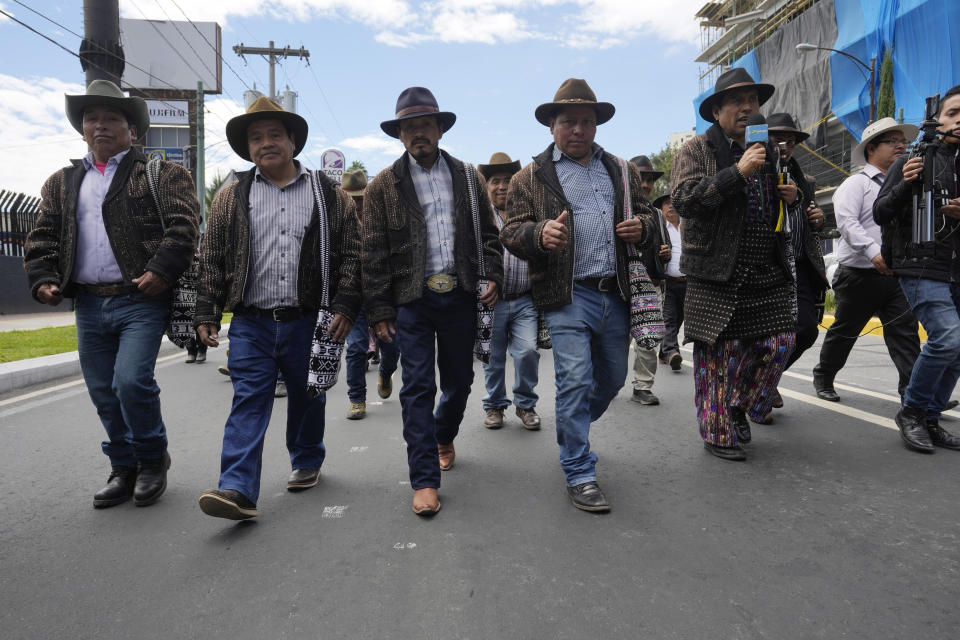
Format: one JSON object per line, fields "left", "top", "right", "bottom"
{"left": 395, "top": 105, "right": 439, "bottom": 119}
{"left": 555, "top": 98, "right": 598, "bottom": 104}
{"left": 717, "top": 81, "right": 759, "bottom": 93}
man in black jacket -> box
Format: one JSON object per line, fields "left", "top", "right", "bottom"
{"left": 874, "top": 86, "right": 960, "bottom": 454}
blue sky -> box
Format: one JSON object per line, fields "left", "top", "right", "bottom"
{"left": 0, "top": 0, "right": 705, "bottom": 195}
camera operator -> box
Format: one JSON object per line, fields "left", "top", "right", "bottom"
{"left": 874, "top": 85, "right": 960, "bottom": 454}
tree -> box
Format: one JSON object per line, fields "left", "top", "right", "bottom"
{"left": 877, "top": 48, "right": 895, "bottom": 121}
{"left": 347, "top": 160, "right": 368, "bottom": 178}
{"left": 648, "top": 142, "right": 680, "bottom": 201}
{"left": 205, "top": 172, "right": 228, "bottom": 212}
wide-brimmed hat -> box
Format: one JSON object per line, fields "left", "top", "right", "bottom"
{"left": 629, "top": 155, "right": 664, "bottom": 179}
{"left": 653, "top": 193, "right": 671, "bottom": 209}
{"left": 226, "top": 96, "right": 308, "bottom": 162}
{"left": 698, "top": 67, "right": 775, "bottom": 123}
{"left": 535, "top": 78, "right": 615, "bottom": 126}
{"left": 341, "top": 169, "right": 368, "bottom": 197}
{"left": 65, "top": 79, "right": 150, "bottom": 137}
{"left": 851, "top": 117, "right": 919, "bottom": 167}
{"left": 478, "top": 152, "right": 521, "bottom": 180}
{"left": 766, "top": 113, "right": 811, "bottom": 143}
{"left": 380, "top": 87, "right": 456, "bottom": 139}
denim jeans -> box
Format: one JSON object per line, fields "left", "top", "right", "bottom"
{"left": 218, "top": 312, "right": 326, "bottom": 502}
{"left": 396, "top": 287, "right": 475, "bottom": 490}
{"left": 482, "top": 294, "right": 540, "bottom": 411}
{"left": 899, "top": 277, "right": 960, "bottom": 420}
{"left": 345, "top": 306, "right": 400, "bottom": 402}
{"left": 544, "top": 284, "right": 630, "bottom": 486}
{"left": 75, "top": 289, "right": 171, "bottom": 467}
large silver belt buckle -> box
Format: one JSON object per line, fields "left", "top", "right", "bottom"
{"left": 426, "top": 274, "right": 455, "bottom": 293}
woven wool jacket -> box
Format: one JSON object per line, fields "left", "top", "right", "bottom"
{"left": 361, "top": 150, "right": 503, "bottom": 326}
{"left": 24, "top": 148, "right": 200, "bottom": 299}
{"left": 195, "top": 168, "right": 362, "bottom": 328}
{"left": 499, "top": 143, "right": 654, "bottom": 311}
{"left": 671, "top": 124, "right": 792, "bottom": 282}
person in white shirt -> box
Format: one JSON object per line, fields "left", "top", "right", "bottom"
{"left": 654, "top": 193, "right": 686, "bottom": 370}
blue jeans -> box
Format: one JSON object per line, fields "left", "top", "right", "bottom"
{"left": 544, "top": 284, "right": 630, "bottom": 486}
{"left": 396, "top": 288, "right": 476, "bottom": 490}
{"left": 218, "top": 313, "right": 326, "bottom": 503}
{"left": 75, "top": 290, "right": 171, "bottom": 467}
{"left": 345, "top": 307, "right": 400, "bottom": 402}
{"left": 482, "top": 294, "right": 540, "bottom": 411}
{"left": 899, "top": 277, "right": 960, "bottom": 420}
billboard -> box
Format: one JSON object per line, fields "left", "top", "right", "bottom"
{"left": 146, "top": 100, "right": 189, "bottom": 126}
{"left": 120, "top": 19, "right": 222, "bottom": 93}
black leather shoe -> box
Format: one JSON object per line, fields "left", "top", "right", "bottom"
{"left": 566, "top": 482, "right": 611, "bottom": 512}
{"left": 703, "top": 442, "right": 747, "bottom": 461}
{"left": 895, "top": 406, "right": 934, "bottom": 453}
{"left": 813, "top": 375, "right": 840, "bottom": 402}
{"left": 729, "top": 407, "right": 751, "bottom": 444}
{"left": 93, "top": 466, "right": 137, "bottom": 508}
{"left": 946, "top": 399, "right": 959, "bottom": 411}
{"left": 287, "top": 468, "right": 321, "bottom": 491}
{"left": 198, "top": 489, "right": 259, "bottom": 520}
{"left": 771, "top": 389, "right": 784, "bottom": 408}
{"left": 927, "top": 420, "right": 960, "bottom": 450}
{"left": 134, "top": 451, "right": 171, "bottom": 506}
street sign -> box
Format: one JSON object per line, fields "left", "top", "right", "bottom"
{"left": 320, "top": 148, "right": 346, "bottom": 185}
{"left": 144, "top": 147, "right": 189, "bottom": 168}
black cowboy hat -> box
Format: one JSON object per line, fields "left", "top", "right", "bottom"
{"left": 535, "top": 78, "right": 615, "bottom": 126}
{"left": 380, "top": 87, "right": 456, "bottom": 139}
{"left": 767, "top": 113, "right": 811, "bottom": 143}
{"left": 629, "top": 155, "right": 664, "bottom": 179}
{"left": 478, "top": 152, "right": 521, "bottom": 180}
{"left": 65, "top": 79, "right": 150, "bottom": 136}
{"left": 226, "top": 96, "right": 308, "bottom": 162}
{"left": 698, "top": 67, "right": 775, "bottom": 123}
{"left": 653, "top": 193, "right": 671, "bottom": 209}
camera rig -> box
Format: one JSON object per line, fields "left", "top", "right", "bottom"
{"left": 908, "top": 93, "right": 952, "bottom": 260}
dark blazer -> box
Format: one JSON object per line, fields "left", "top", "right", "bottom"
{"left": 788, "top": 160, "right": 829, "bottom": 291}
{"left": 24, "top": 148, "right": 199, "bottom": 299}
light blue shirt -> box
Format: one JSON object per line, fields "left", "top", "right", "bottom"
{"left": 408, "top": 152, "right": 455, "bottom": 276}
{"left": 73, "top": 150, "right": 129, "bottom": 284}
{"left": 833, "top": 163, "right": 885, "bottom": 269}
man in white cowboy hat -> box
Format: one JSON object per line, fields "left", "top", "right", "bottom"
{"left": 24, "top": 79, "right": 200, "bottom": 509}
{"left": 812, "top": 117, "right": 921, "bottom": 407}
{"left": 362, "top": 87, "right": 503, "bottom": 516}
{"left": 501, "top": 78, "right": 654, "bottom": 512}
{"left": 194, "top": 96, "right": 361, "bottom": 520}
{"left": 478, "top": 152, "right": 542, "bottom": 431}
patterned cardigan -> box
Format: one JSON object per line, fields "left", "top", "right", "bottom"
{"left": 195, "top": 168, "right": 362, "bottom": 329}
{"left": 24, "top": 148, "right": 199, "bottom": 299}
{"left": 499, "top": 143, "right": 654, "bottom": 311}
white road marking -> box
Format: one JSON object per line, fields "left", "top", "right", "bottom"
{"left": 349, "top": 446, "right": 368, "bottom": 453}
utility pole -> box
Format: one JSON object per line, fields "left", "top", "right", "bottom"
{"left": 232, "top": 42, "right": 310, "bottom": 101}
{"left": 196, "top": 81, "right": 205, "bottom": 227}
{"left": 79, "top": 0, "right": 124, "bottom": 86}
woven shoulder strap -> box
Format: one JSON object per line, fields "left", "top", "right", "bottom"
{"left": 145, "top": 157, "right": 166, "bottom": 230}
{"left": 309, "top": 170, "right": 331, "bottom": 308}
{"left": 617, "top": 156, "right": 638, "bottom": 258}
{"left": 463, "top": 162, "right": 486, "bottom": 277}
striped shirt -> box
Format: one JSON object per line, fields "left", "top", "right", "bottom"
{"left": 409, "top": 152, "right": 455, "bottom": 276}
{"left": 552, "top": 144, "right": 616, "bottom": 279}
{"left": 74, "top": 150, "right": 128, "bottom": 284}
{"left": 492, "top": 206, "right": 529, "bottom": 297}
{"left": 242, "top": 161, "right": 314, "bottom": 309}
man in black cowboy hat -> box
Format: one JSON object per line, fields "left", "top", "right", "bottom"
{"left": 24, "top": 79, "right": 200, "bottom": 509}
{"left": 194, "top": 96, "right": 361, "bottom": 520}
{"left": 362, "top": 87, "right": 503, "bottom": 516}
{"left": 478, "top": 152, "right": 542, "bottom": 431}
{"left": 501, "top": 78, "right": 654, "bottom": 512}
{"left": 672, "top": 67, "right": 797, "bottom": 461}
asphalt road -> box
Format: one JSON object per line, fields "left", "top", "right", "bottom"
{"left": 1, "top": 331, "right": 958, "bottom": 639}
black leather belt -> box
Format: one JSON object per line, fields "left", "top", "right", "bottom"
{"left": 666, "top": 275, "right": 687, "bottom": 282}
{"left": 76, "top": 282, "right": 138, "bottom": 296}
{"left": 234, "top": 306, "right": 315, "bottom": 322}
{"left": 502, "top": 291, "right": 530, "bottom": 301}
{"left": 577, "top": 276, "right": 617, "bottom": 292}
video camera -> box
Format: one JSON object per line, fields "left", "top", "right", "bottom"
{"left": 909, "top": 93, "right": 953, "bottom": 259}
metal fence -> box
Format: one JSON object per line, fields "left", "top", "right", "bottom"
{"left": 0, "top": 190, "right": 41, "bottom": 258}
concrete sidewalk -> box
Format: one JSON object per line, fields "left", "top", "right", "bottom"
{"left": 0, "top": 311, "right": 75, "bottom": 332}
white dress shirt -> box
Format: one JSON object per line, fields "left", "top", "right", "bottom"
{"left": 832, "top": 163, "right": 886, "bottom": 269}
{"left": 73, "top": 150, "right": 129, "bottom": 284}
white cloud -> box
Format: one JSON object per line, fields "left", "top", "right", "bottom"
{"left": 572, "top": 0, "right": 702, "bottom": 44}
{"left": 337, "top": 133, "right": 404, "bottom": 156}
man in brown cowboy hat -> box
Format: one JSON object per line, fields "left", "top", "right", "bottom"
{"left": 24, "top": 79, "right": 200, "bottom": 509}
{"left": 194, "top": 96, "right": 361, "bottom": 520}
{"left": 501, "top": 78, "right": 654, "bottom": 512}
{"left": 672, "top": 67, "right": 797, "bottom": 461}
{"left": 478, "top": 152, "right": 542, "bottom": 431}
{"left": 363, "top": 86, "right": 503, "bottom": 516}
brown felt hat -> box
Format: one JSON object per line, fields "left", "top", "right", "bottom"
{"left": 698, "top": 67, "right": 775, "bottom": 123}
{"left": 226, "top": 96, "right": 308, "bottom": 162}
{"left": 535, "top": 78, "right": 615, "bottom": 126}
{"left": 65, "top": 79, "right": 150, "bottom": 137}
{"left": 380, "top": 87, "right": 456, "bottom": 139}
{"left": 341, "top": 169, "right": 368, "bottom": 197}
{"left": 478, "top": 152, "right": 521, "bottom": 180}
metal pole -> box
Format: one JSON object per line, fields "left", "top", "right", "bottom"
{"left": 869, "top": 56, "right": 876, "bottom": 124}
{"left": 80, "top": 0, "right": 124, "bottom": 85}
{"left": 196, "top": 81, "right": 205, "bottom": 228}
{"left": 268, "top": 40, "right": 276, "bottom": 101}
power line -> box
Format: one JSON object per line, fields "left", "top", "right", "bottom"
{"left": 168, "top": 0, "right": 251, "bottom": 91}
{"left": 150, "top": 0, "right": 219, "bottom": 87}
{"left": 305, "top": 59, "right": 347, "bottom": 139}
{"left": 275, "top": 57, "right": 331, "bottom": 142}
{"left": 127, "top": 0, "right": 208, "bottom": 88}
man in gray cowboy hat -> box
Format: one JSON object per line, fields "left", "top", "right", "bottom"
{"left": 362, "top": 86, "right": 502, "bottom": 516}
{"left": 24, "top": 79, "right": 200, "bottom": 508}
{"left": 478, "top": 152, "right": 542, "bottom": 431}
{"left": 194, "top": 96, "right": 361, "bottom": 520}
{"left": 501, "top": 78, "right": 654, "bottom": 512}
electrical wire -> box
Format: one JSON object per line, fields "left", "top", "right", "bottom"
{"left": 168, "top": 0, "right": 251, "bottom": 91}
{"left": 305, "top": 59, "right": 347, "bottom": 139}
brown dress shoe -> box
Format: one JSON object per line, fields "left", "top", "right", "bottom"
{"left": 438, "top": 443, "right": 456, "bottom": 470}
{"left": 515, "top": 407, "right": 541, "bottom": 430}
{"left": 412, "top": 488, "right": 442, "bottom": 516}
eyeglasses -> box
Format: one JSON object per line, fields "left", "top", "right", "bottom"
{"left": 875, "top": 138, "right": 908, "bottom": 147}
{"left": 771, "top": 139, "right": 797, "bottom": 147}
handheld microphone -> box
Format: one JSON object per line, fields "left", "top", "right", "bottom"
{"left": 744, "top": 113, "right": 768, "bottom": 147}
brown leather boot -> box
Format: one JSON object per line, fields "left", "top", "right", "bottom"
{"left": 412, "top": 488, "right": 441, "bottom": 516}
{"left": 437, "top": 443, "right": 456, "bottom": 470}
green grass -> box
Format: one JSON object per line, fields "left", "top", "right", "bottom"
{"left": 0, "top": 326, "right": 78, "bottom": 363}
{"left": 824, "top": 290, "right": 836, "bottom": 315}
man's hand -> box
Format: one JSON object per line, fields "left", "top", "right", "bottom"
{"left": 777, "top": 182, "right": 799, "bottom": 205}
{"left": 374, "top": 320, "right": 397, "bottom": 344}
{"left": 902, "top": 157, "right": 923, "bottom": 184}
{"left": 807, "top": 205, "right": 825, "bottom": 229}
{"left": 615, "top": 217, "right": 646, "bottom": 243}
{"left": 541, "top": 210, "right": 569, "bottom": 251}
{"left": 658, "top": 244, "right": 671, "bottom": 260}
{"left": 737, "top": 144, "right": 766, "bottom": 178}
{"left": 36, "top": 283, "right": 63, "bottom": 306}
{"left": 942, "top": 198, "right": 960, "bottom": 220}
{"left": 871, "top": 253, "right": 893, "bottom": 276}
{"left": 479, "top": 280, "right": 499, "bottom": 307}
{"left": 132, "top": 270, "right": 169, "bottom": 295}
{"left": 328, "top": 313, "right": 353, "bottom": 342}
{"left": 198, "top": 323, "right": 219, "bottom": 347}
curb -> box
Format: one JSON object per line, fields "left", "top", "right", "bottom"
{"left": 820, "top": 314, "right": 928, "bottom": 341}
